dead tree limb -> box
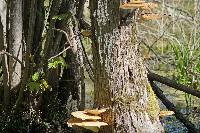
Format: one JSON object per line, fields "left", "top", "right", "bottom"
{"left": 149, "top": 81, "right": 198, "bottom": 133}
{"left": 148, "top": 71, "right": 200, "bottom": 98}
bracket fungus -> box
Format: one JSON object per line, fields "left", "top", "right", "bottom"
{"left": 130, "top": 0, "right": 145, "bottom": 4}
{"left": 71, "top": 111, "right": 102, "bottom": 120}
{"left": 159, "top": 110, "right": 175, "bottom": 117}
{"left": 141, "top": 2, "right": 158, "bottom": 10}
{"left": 119, "top": 0, "right": 167, "bottom": 21}
{"left": 120, "top": 0, "right": 156, "bottom": 10}
{"left": 120, "top": 3, "right": 145, "bottom": 9}
{"left": 67, "top": 109, "right": 109, "bottom": 132}
{"left": 84, "top": 108, "right": 107, "bottom": 116}
{"left": 140, "top": 13, "right": 161, "bottom": 20}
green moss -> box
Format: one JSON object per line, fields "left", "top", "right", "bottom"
{"left": 146, "top": 83, "right": 160, "bottom": 122}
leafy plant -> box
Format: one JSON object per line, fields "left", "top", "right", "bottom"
{"left": 172, "top": 43, "right": 191, "bottom": 107}
{"left": 171, "top": 26, "right": 200, "bottom": 108}
{"left": 48, "top": 56, "right": 66, "bottom": 69}
{"left": 52, "top": 13, "right": 71, "bottom": 20}
{"left": 27, "top": 72, "right": 48, "bottom": 92}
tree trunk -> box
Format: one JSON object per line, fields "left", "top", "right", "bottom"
{"left": 90, "top": 0, "right": 164, "bottom": 132}
{"left": 61, "top": 0, "right": 85, "bottom": 111}
{"left": 41, "top": 0, "right": 85, "bottom": 118}
{"left": 9, "top": 0, "right": 23, "bottom": 90}
{"left": 0, "top": 0, "right": 10, "bottom": 106}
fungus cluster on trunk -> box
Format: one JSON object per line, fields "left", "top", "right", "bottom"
{"left": 120, "top": 0, "right": 170, "bottom": 21}
{"left": 67, "top": 108, "right": 109, "bottom": 132}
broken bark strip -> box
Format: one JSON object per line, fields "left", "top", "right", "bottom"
{"left": 148, "top": 71, "right": 200, "bottom": 98}
{"left": 149, "top": 81, "right": 198, "bottom": 133}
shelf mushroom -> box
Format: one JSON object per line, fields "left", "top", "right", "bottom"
{"left": 159, "top": 110, "right": 175, "bottom": 117}
{"left": 140, "top": 13, "right": 161, "bottom": 20}
{"left": 141, "top": 2, "right": 158, "bottom": 10}
{"left": 120, "top": 3, "right": 145, "bottom": 9}
{"left": 67, "top": 108, "right": 108, "bottom": 132}
{"left": 119, "top": 0, "right": 160, "bottom": 21}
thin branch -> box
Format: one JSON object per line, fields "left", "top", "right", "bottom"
{"left": 48, "top": 46, "right": 70, "bottom": 61}
{"left": 52, "top": 28, "right": 73, "bottom": 47}
{"left": 80, "top": 36, "right": 94, "bottom": 82}
{"left": 152, "top": 0, "right": 194, "bottom": 20}
{"left": 147, "top": 18, "right": 179, "bottom": 50}
{"left": 142, "top": 40, "right": 166, "bottom": 63}
{"left": 0, "top": 50, "right": 24, "bottom": 67}
{"left": 48, "top": 28, "right": 75, "bottom": 61}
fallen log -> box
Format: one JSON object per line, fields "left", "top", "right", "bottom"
{"left": 148, "top": 71, "right": 200, "bottom": 98}
{"left": 149, "top": 81, "right": 198, "bottom": 133}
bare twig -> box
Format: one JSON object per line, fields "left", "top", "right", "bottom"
{"left": 52, "top": 28, "right": 73, "bottom": 47}
{"left": 48, "top": 46, "right": 70, "bottom": 61}
{"left": 79, "top": 36, "right": 94, "bottom": 82}
{"left": 48, "top": 28, "right": 75, "bottom": 61}
{"left": 147, "top": 18, "right": 179, "bottom": 50}
{"left": 152, "top": 0, "right": 194, "bottom": 21}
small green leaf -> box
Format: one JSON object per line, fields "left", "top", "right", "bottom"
{"left": 40, "top": 79, "right": 48, "bottom": 91}
{"left": 32, "top": 72, "right": 40, "bottom": 81}
{"left": 48, "top": 57, "right": 67, "bottom": 69}
{"left": 52, "top": 13, "right": 69, "bottom": 20}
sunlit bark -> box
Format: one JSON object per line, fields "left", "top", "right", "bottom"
{"left": 90, "top": 0, "right": 164, "bottom": 132}
{"left": 9, "top": 0, "right": 23, "bottom": 90}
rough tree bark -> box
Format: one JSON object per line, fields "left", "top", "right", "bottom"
{"left": 90, "top": 0, "right": 164, "bottom": 132}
